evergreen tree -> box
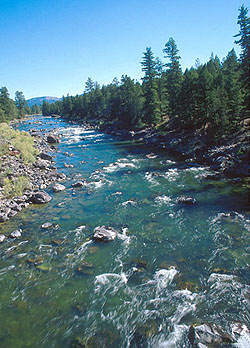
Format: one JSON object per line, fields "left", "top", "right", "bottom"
{"left": 15, "top": 91, "right": 27, "bottom": 118}
{"left": 85, "top": 77, "right": 95, "bottom": 93}
{"left": 118, "top": 75, "right": 143, "bottom": 129}
{"left": 163, "top": 37, "right": 182, "bottom": 120}
{"left": 234, "top": 5, "right": 250, "bottom": 115}
{"left": 141, "top": 47, "right": 161, "bottom": 125}
{"left": 0, "top": 87, "right": 18, "bottom": 122}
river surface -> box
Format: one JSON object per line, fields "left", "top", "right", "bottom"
{"left": 0, "top": 115, "right": 249, "bottom": 348}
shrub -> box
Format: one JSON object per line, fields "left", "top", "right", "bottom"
{"left": 3, "top": 176, "right": 31, "bottom": 197}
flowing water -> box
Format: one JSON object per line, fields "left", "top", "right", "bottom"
{"left": 0, "top": 116, "right": 249, "bottom": 348}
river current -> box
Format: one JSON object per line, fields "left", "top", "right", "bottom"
{"left": 0, "top": 115, "right": 249, "bottom": 347}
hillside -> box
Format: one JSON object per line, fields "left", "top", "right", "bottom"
{"left": 27, "top": 96, "right": 61, "bottom": 107}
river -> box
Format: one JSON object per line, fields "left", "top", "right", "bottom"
{"left": 0, "top": 115, "right": 249, "bottom": 347}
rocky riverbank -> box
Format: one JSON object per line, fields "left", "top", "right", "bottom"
{"left": 0, "top": 123, "right": 65, "bottom": 225}
{"left": 100, "top": 119, "right": 250, "bottom": 178}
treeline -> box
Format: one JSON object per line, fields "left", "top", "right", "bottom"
{"left": 44, "top": 5, "right": 248, "bottom": 140}
{"left": 0, "top": 88, "right": 41, "bottom": 123}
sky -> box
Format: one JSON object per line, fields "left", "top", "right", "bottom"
{"left": 0, "top": 0, "right": 246, "bottom": 100}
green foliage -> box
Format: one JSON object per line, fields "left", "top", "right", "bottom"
{"left": 15, "top": 91, "right": 28, "bottom": 118}
{"left": 0, "top": 87, "right": 18, "bottom": 122}
{"left": 3, "top": 176, "right": 30, "bottom": 198}
{"left": 0, "top": 123, "right": 38, "bottom": 163}
{"left": 41, "top": 6, "right": 248, "bottom": 142}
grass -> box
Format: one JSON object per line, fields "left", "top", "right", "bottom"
{"left": 3, "top": 176, "right": 31, "bottom": 198}
{"left": 0, "top": 123, "right": 39, "bottom": 163}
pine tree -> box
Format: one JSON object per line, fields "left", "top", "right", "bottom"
{"left": 141, "top": 47, "right": 161, "bottom": 125}
{"left": 234, "top": 5, "right": 250, "bottom": 115}
{"left": 163, "top": 38, "right": 182, "bottom": 121}
{"left": 15, "top": 91, "right": 27, "bottom": 118}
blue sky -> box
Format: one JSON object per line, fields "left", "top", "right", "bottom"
{"left": 0, "top": 0, "right": 245, "bottom": 99}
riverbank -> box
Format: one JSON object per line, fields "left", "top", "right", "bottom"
{"left": 76, "top": 116, "right": 250, "bottom": 178}
{"left": 0, "top": 121, "right": 65, "bottom": 225}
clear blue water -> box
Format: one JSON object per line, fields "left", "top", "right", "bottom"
{"left": 0, "top": 116, "right": 249, "bottom": 347}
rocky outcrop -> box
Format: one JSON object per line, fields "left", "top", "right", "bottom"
{"left": 72, "top": 181, "right": 85, "bottom": 188}
{"left": 47, "top": 134, "right": 60, "bottom": 144}
{"left": 10, "top": 229, "right": 22, "bottom": 238}
{"left": 31, "top": 191, "right": 52, "bottom": 204}
{"left": 92, "top": 226, "right": 117, "bottom": 242}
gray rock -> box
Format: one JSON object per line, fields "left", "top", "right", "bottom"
{"left": 177, "top": 196, "right": 197, "bottom": 205}
{"left": 0, "top": 213, "right": 9, "bottom": 222}
{"left": 72, "top": 181, "right": 85, "bottom": 188}
{"left": 47, "top": 134, "right": 60, "bottom": 144}
{"left": 188, "top": 323, "right": 235, "bottom": 346}
{"left": 41, "top": 222, "right": 53, "bottom": 229}
{"left": 52, "top": 183, "right": 66, "bottom": 192}
{"left": 10, "top": 229, "right": 22, "bottom": 238}
{"left": 64, "top": 163, "right": 74, "bottom": 168}
{"left": 57, "top": 173, "right": 67, "bottom": 181}
{"left": 92, "top": 226, "right": 117, "bottom": 242}
{"left": 0, "top": 234, "right": 6, "bottom": 243}
{"left": 34, "top": 159, "right": 50, "bottom": 169}
{"left": 31, "top": 191, "right": 52, "bottom": 204}
{"left": 39, "top": 152, "right": 53, "bottom": 161}
{"left": 8, "top": 210, "right": 18, "bottom": 218}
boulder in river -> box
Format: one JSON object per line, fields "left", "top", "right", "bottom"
{"left": 10, "top": 229, "right": 22, "bottom": 238}
{"left": 188, "top": 323, "right": 235, "bottom": 347}
{"left": 52, "top": 183, "right": 66, "bottom": 192}
{"left": 177, "top": 196, "right": 197, "bottom": 205}
{"left": 31, "top": 191, "right": 52, "bottom": 204}
{"left": 41, "top": 222, "right": 53, "bottom": 229}
{"left": 72, "top": 181, "right": 85, "bottom": 188}
{"left": 0, "top": 234, "right": 6, "bottom": 243}
{"left": 92, "top": 226, "right": 117, "bottom": 242}
{"left": 47, "top": 134, "right": 60, "bottom": 144}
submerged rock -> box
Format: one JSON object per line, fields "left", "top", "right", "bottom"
{"left": 10, "top": 229, "right": 22, "bottom": 238}
{"left": 92, "top": 226, "right": 117, "bottom": 242}
{"left": 31, "top": 191, "right": 52, "bottom": 204}
{"left": 52, "top": 183, "right": 66, "bottom": 192}
{"left": 76, "top": 261, "right": 94, "bottom": 275}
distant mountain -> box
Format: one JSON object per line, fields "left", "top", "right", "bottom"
{"left": 27, "top": 96, "right": 61, "bottom": 107}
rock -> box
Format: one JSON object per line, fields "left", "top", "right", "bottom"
{"left": 64, "top": 163, "right": 74, "bottom": 168}
{"left": 31, "top": 191, "right": 52, "bottom": 204}
{"left": 72, "top": 181, "right": 85, "bottom": 188}
{"left": 188, "top": 323, "right": 235, "bottom": 346}
{"left": 0, "top": 234, "right": 6, "bottom": 243}
{"left": 34, "top": 159, "right": 50, "bottom": 169}
{"left": 39, "top": 152, "right": 53, "bottom": 161}
{"left": 47, "top": 134, "right": 60, "bottom": 144}
{"left": 41, "top": 222, "right": 53, "bottom": 229}
{"left": 76, "top": 261, "right": 94, "bottom": 275}
{"left": 8, "top": 210, "right": 18, "bottom": 218}
{"left": 57, "top": 173, "right": 67, "bottom": 181}
{"left": 10, "top": 229, "right": 22, "bottom": 238}
{"left": 92, "top": 226, "right": 117, "bottom": 242}
{"left": 131, "top": 258, "right": 148, "bottom": 269}
{"left": 27, "top": 256, "right": 43, "bottom": 265}
{"left": 52, "top": 183, "right": 66, "bottom": 192}
{"left": 177, "top": 196, "right": 197, "bottom": 205}
{"left": 0, "top": 213, "right": 9, "bottom": 222}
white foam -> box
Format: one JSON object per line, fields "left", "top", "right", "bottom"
{"left": 156, "top": 325, "right": 188, "bottom": 347}
{"left": 95, "top": 272, "right": 128, "bottom": 286}
{"left": 121, "top": 200, "right": 137, "bottom": 207}
{"left": 154, "top": 195, "right": 173, "bottom": 206}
